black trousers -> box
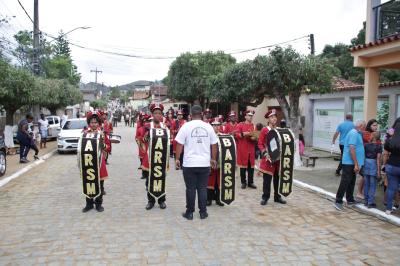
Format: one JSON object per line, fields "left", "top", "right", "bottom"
{"left": 183, "top": 167, "right": 210, "bottom": 214}
{"left": 336, "top": 144, "right": 344, "bottom": 173}
{"left": 86, "top": 180, "right": 104, "bottom": 206}
{"left": 144, "top": 170, "right": 166, "bottom": 204}
{"left": 262, "top": 172, "right": 281, "bottom": 201}
{"left": 240, "top": 160, "right": 254, "bottom": 185}
{"left": 17, "top": 133, "right": 30, "bottom": 160}
{"left": 335, "top": 164, "right": 356, "bottom": 204}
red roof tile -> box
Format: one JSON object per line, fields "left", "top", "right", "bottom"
{"left": 334, "top": 80, "right": 400, "bottom": 91}
{"left": 350, "top": 34, "right": 400, "bottom": 52}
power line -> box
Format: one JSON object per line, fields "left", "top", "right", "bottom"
{"left": 17, "top": 0, "right": 34, "bottom": 24}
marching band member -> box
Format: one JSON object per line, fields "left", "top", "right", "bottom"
{"left": 101, "top": 111, "right": 113, "bottom": 166}
{"left": 135, "top": 112, "right": 148, "bottom": 178}
{"left": 223, "top": 110, "right": 238, "bottom": 135}
{"left": 235, "top": 110, "right": 257, "bottom": 189}
{"left": 173, "top": 110, "right": 186, "bottom": 166}
{"left": 141, "top": 103, "right": 168, "bottom": 210}
{"left": 81, "top": 111, "right": 110, "bottom": 213}
{"left": 165, "top": 109, "right": 176, "bottom": 158}
{"left": 203, "top": 108, "right": 213, "bottom": 123}
{"left": 207, "top": 118, "right": 224, "bottom": 206}
{"left": 258, "top": 109, "right": 287, "bottom": 206}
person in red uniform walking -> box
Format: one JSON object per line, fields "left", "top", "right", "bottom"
{"left": 81, "top": 111, "right": 110, "bottom": 213}
{"left": 235, "top": 110, "right": 257, "bottom": 189}
{"left": 223, "top": 111, "right": 238, "bottom": 135}
{"left": 101, "top": 111, "right": 113, "bottom": 165}
{"left": 258, "top": 109, "right": 287, "bottom": 206}
{"left": 173, "top": 110, "right": 186, "bottom": 165}
{"left": 140, "top": 103, "right": 168, "bottom": 210}
{"left": 207, "top": 117, "right": 224, "bottom": 206}
{"left": 203, "top": 108, "right": 213, "bottom": 123}
{"left": 165, "top": 110, "right": 176, "bottom": 158}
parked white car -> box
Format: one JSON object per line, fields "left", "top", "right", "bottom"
{"left": 45, "top": 115, "right": 61, "bottom": 139}
{"left": 57, "top": 118, "right": 87, "bottom": 153}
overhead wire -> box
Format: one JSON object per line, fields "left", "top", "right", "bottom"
{"left": 17, "top": 0, "right": 33, "bottom": 24}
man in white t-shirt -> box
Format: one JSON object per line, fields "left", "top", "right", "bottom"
{"left": 175, "top": 105, "right": 218, "bottom": 220}
{"left": 38, "top": 114, "right": 49, "bottom": 149}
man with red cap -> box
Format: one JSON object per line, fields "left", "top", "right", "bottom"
{"left": 258, "top": 109, "right": 287, "bottom": 205}
{"left": 135, "top": 113, "right": 150, "bottom": 177}
{"left": 101, "top": 111, "right": 113, "bottom": 166}
{"left": 223, "top": 111, "right": 238, "bottom": 135}
{"left": 173, "top": 110, "right": 186, "bottom": 163}
{"left": 139, "top": 103, "right": 169, "bottom": 210}
{"left": 235, "top": 110, "right": 257, "bottom": 189}
{"left": 165, "top": 109, "right": 176, "bottom": 158}
{"left": 80, "top": 111, "right": 110, "bottom": 213}
{"left": 203, "top": 108, "right": 213, "bottom": 123}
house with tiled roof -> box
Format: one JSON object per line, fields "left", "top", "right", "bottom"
{"left": 350, "top": 0, "right": 400, "bottom": 120}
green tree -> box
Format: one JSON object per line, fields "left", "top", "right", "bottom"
{"left": 109, "top": 86, "right": 121, "bottom": 99}
{"left": 0, "top": 58, "right": 37, "bottom": 125}
{"left": 90, "top": 99, "right": 107, "bottom": 109}
{"left": 54, "top": 31, "right": 71, "bottom": 57}
{"left": 166, "top": 51, "right": 236, "bottom": 107}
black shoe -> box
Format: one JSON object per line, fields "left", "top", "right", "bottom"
{"left": 20, "top": 158, "right": 29, "bottom": 163}
{"left": 206, "top": 200, "right": 212, "bottom": 206}
{"left": 95, "top": 205, "right": 104, "bottom": 212}
{"left": 33, "top": 155, "right": 39, "bottom": 160}
{"left": 159, "top": 202, "right": 167, "bottom": 209}
{"left": 368, "top": 203, "right": 377, "bottom": 208}
{"left": 216, "top": 201, "right": 224, "bottom": 207}
{"left": 347, "top": 200, "right": 357, "bottom": 206}
{"left": 274, "top": 197, "right": 287, "bottom": 204}
{"left": 140, "top": 176, "right": 146, "bottom": 179}
{"left": 182, "top": 212, "right": 193, "bottom": 220}
{"left": 145, "top": 202, "right": 154, "bottom": 210}
{"left": 241, "top": 183, "right": 247, "bottom": 189}
{"left": 248, "top": 183, "right": 257, "bottom": 189}
{"left": 200, "top": 212, "right": 208, "bottom": 219}
{"left": 101, "top": 190, "right": 106, "bottom": 196}
{"left": 260, "top": 199, "right": 268, "bottom": 206}
{"left": 82, "top": 205, "right": 94, "bottom": 213}
{"left": 335, "top": 171, "right": 340, "bottom": 176}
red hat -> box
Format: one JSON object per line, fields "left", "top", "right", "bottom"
{"left": 228, "top": 111, "right": 236, "bottom": 117}
{"left": 245, "top": 110, "right": 255, "bottom": 116}
{"left": 204, "top": 108, "right": 212, "bottom": 114}
{"left": 218, "top": 115, "right": 224, "bottom": 122}
{"left": 86, "top": 111, "right": 102, "bottom": 124}
{"left": 211, "top": 117, "right": 221, "bottom": 125}
{"left": 177, "top": 110, "right": 184, "bottom": 116}
{"left": 143, "top": 114, "right": 151, "bottom": 121}
{"left": 265, "top": 109, "right": 277, "bottom": 118}
{"left": 167, "top": 109, "right": 174, "bottom": 114}
{"left": 149, "top": 103, "right": 164, "bottom": 113}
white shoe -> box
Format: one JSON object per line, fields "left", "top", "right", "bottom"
{"left": 385, "top": 210, "right": 392, "bottom": 215}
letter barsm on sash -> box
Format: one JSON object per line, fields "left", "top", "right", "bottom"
{"left": 218, "top": 134, "right": 236, "bottom": 205}
{"left": 78, "top": 132, "right": 102, "bottom": 199}
{"left": 148, "top": 128, "right": 170, "bottom": 199}
{"left": 266, "top": 128, "right": 295, "bottom": 197}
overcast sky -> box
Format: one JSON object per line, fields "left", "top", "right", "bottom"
{"left": 0, "top": 0, "right": 369, "bottom": 86}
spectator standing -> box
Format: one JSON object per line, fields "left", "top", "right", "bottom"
{"left": 363, "top": 132, "right": 382, "bottom": 208}
{"left": 61, "top": 110, "right": 68, "bottom": 128}
{"left": 16, "top": 114, "right": 34, "bottom": 163}
{"left": 334, "top": 120, "right": 366, "bottom": 211}
{"left": 38, "top": 114, "right": 49, "bottom": 149}
{"left": 383, "top": 117, "right": 400, "bottom": 215}
{"left": 332, "top": 113, "right": 354, "bottom": 176}
{"left": 175, "top": 105, "right": 218, "bottom": 220}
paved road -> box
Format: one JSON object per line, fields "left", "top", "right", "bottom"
{"left": 1, "top": 124, "right": 399, "bottom": 265}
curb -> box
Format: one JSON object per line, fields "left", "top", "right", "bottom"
{"left": 0, "top": 149, "right": 57, "bottom": 189}
{"left": 294, "top": 179, "right": 400, "bottom": 227}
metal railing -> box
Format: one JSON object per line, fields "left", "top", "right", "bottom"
{"left": 374, "top": 0, "right": 400, "bottom": 40}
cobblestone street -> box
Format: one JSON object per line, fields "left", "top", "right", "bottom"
{"left": 1, "top": 125, "right": 400, "bottom": 265}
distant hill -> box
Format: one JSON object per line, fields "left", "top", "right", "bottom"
{"left": 118, "top": 80, "right": 154, "bottom": 91}
{"left": 80, "top": 80, "right": 157, "bottom": 95}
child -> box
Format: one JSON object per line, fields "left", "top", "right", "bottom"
{"left": 363, "top": 132, "right": 382, "bottom": 208}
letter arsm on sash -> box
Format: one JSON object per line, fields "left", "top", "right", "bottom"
{"left": 148, "top": 128, "right": 170, "bottom": 199}
{"left": 267, "top": 128, "right": 295, "bottom": 197}
{"left": 218, "top": 134, "right": 237, "bottom": 205}
{"left": 78, "top": 132, "right": 102, "bottom": 199}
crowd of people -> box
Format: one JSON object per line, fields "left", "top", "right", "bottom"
{"left": 333, "top": 114, "right": 400, "bottom": 215}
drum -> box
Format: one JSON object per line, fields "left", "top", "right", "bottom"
{"left": 110, "top": 134, "right": 122, "bottom": 144}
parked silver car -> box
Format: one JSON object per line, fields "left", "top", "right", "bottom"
{"left": 57, "top": 118, "right": 87, "bottom": 153}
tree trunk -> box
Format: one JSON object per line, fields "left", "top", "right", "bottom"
{"left": 5, "top": 108, "right": 16, "bottom": 126}
{"left": 288, "top": 92, "right": 301, "bottom": 136}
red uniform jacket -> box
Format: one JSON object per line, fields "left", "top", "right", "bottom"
{"left": 135, "top": 124, "right": 147, "bottom": 160}
{"left": 172, "top": 119, "right": 186, "bottom": 153}
{"left": 102, "top": 121, "right": 113, "bottom": 153}
{"left": 235, "top": 122, "right": 256, "bottom": 168}
{"left": 140, "top": 122, "right": 166, "bottom": 171}
{"left": 258, "top": 127, "right": 279, "bottom": 175}
{"left": 223, "top": 122, "right": 238, "bottom": 135}
{"left": 165, "top": 118, "right": 176, "bottom": 145}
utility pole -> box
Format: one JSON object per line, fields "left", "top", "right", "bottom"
{"left": 33, "top": 0, "right": 40, "bottom": 75}
{"left": 90, "top": 67, "right": 102, "bottom": 84}
{"left": 309, "top": 34, "right": 315, "bottom": 55}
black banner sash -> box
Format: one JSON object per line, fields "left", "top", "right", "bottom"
{"left": 78, "top": 132, "right": 101, "bottom": 199}
{"left": 218, "top": 134, "right": 236, "bottom": 205}
{"left": 276, "top": 128, "right": 295, "bottom": 197}
{"left": 148, "top": 128, "right": 170, "bottom": 199}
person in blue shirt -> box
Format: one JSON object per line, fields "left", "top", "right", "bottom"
{"left": 332, "top": 113, "right": 354, "bottom": 176}
{"left": 334, "top": 120, "right": 366, "bottom": 211}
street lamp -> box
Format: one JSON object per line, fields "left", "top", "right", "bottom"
{"left": 48, "top": 26, "right": 91, "bottom": 43}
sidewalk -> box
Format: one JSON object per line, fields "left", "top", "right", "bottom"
{"left": 295, "top": 148, "right": 398, "bottom": 217}
{"left": 2, "top": 140, "right": 57, "bottom": 180}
